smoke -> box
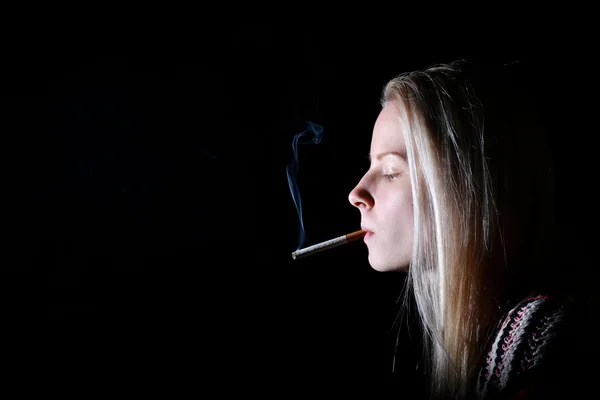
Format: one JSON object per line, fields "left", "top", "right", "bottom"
{"left": 286, "top": 121, "right": 324, "bottom": 250}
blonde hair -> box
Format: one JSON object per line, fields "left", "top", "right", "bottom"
{"left": 383, "top": 60, "right": 555, "bottom": 399}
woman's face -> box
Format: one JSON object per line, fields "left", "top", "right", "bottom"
{"left": 348, "top": 102, "right": 414, "bottom": 272}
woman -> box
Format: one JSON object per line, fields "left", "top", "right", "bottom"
{"left": 348, "top": 59, "right": 589, "bottom": 399}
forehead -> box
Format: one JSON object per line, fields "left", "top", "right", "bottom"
{"left": 370, "top": 103, "right": 406, "bottom": 155}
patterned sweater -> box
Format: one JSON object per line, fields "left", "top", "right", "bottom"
{"left": 475, "top": 295, "right": 573, "bottom": 399}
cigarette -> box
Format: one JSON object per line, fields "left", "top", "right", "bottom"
{"left": 291, "top": 230, "right": 367, "bottom": 260}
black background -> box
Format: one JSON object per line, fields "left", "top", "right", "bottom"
{"left": 3, "top": 16, "right": 598, "bottom": 397}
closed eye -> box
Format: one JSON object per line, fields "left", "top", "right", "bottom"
{"left": 384, "top": 173, "right": 401, "bottom": 181}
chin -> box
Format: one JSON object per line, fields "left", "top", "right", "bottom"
{"left": 368, "top": 254, "right": 410, "bottom": 272}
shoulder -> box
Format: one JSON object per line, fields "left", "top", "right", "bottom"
{"left": 475, "top": 294, "right": 584, "bottom": 399}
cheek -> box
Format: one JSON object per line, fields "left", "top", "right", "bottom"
{"left": 388, "top": 188, "right": 413, "bottom": 218}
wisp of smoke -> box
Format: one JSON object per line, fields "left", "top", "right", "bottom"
{"left": 286, "top": 121, "right": 324, "bottom": 250}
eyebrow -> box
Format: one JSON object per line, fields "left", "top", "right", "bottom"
{"left": 368, "top": 151, "right": 407, "bottom": 162}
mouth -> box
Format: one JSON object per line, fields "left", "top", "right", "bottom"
{"left": 361, "top": 226, "right": 374, "bottom": 241}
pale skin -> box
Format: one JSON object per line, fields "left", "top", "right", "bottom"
{"left": 348, "top": 101, "right": 414, "bottom": 272}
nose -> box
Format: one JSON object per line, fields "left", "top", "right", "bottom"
{"left": 348, "top": 176, "right": 374, "bottom": 210}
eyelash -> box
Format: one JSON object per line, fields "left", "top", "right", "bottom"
{"left": 383, "top": 173, "right": 401, "bottom": 181}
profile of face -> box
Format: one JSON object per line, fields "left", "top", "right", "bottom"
{"left": 348, "top": 102, "right": 414, "bottom": 272}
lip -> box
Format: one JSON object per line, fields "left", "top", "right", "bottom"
{"left": 361, "top": 226, "right": 374, "bottom": 241}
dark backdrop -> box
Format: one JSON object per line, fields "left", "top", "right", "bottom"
{"left": 3, "top": 20, "right": 597, "bottom": 397}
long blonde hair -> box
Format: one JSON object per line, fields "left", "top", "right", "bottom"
{"left": 383, "top": 60, "right": 555, "bottom": 399}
